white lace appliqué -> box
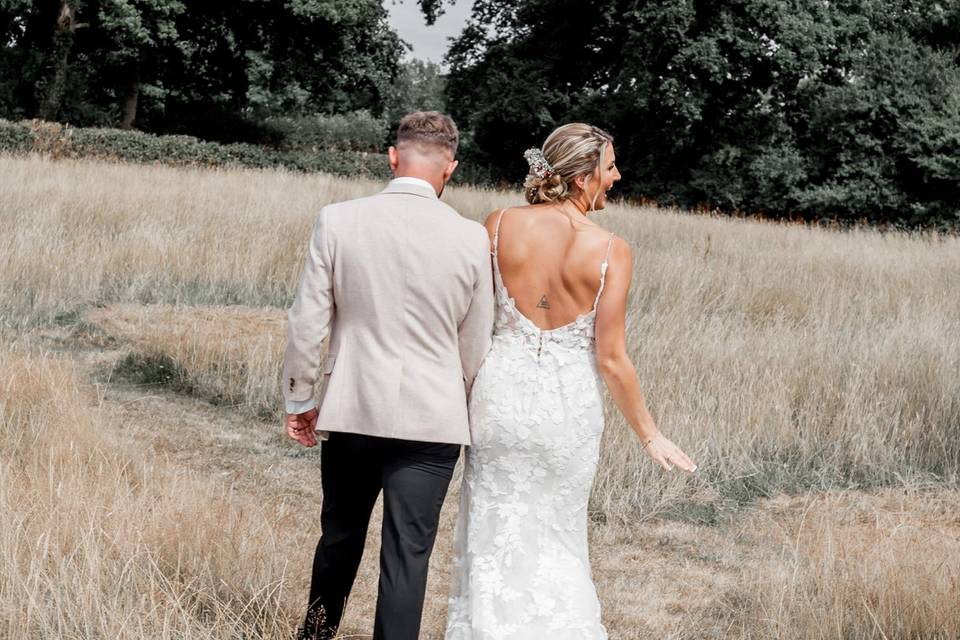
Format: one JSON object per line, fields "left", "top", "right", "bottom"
{"left": 444, "top": 212, "right": 613, "bottom": 639}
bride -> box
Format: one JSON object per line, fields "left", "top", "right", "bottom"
{"left": 445, "top": 123, "right": 697, "bottom": 638}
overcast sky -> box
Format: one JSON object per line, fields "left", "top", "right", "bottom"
{"left": 385, "top": 1, "right": 473, "bottom": 66}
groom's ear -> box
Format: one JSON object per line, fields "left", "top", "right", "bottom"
{"left": 388, "top": 146, "right": 400, "bottom": 173}
{"left": 443, "top": 159, "right": 459, "bottom": 183}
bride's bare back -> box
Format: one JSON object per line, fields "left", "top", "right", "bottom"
{"left": 485, "top": 204, "right": 614, "bottom": 331}
{"left": 482, "top": 200, "right": 697, "bottom": 478}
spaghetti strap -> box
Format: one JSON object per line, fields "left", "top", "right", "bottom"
{"left": 492, "top": 208, "right": 508, "bottom": 256}
{"left": 592, "top": 233, "right": 616, "bottom": 311}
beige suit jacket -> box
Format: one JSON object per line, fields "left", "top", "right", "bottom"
{"left": 281, "top": 179, "right": 494, "bottom": 445}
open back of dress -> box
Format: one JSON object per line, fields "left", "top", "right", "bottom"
{"left": 491, "top": 207, "right": 615, "bottom": 332}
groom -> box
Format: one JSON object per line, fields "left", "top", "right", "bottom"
{"left": 282, "top": 111, "right": 493, "bottom": 640}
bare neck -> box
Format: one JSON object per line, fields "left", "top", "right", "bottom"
{"left": 393, "top": 166, "right": 443, "bottom": 195}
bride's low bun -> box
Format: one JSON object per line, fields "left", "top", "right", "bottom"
{"left": 522, "top": 123, "right": 614, "bottom": 208}
{"left": 524, "top": 172, "right": 568, "bottom": 204}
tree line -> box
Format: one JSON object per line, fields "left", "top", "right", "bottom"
{"left": 0, "top": 0, "right": 401, "bottom": 140}
{"left": 2, "top": 0, "right": 959, "bottom": 228}
{"left": 440, "top": 0, "right": 960, "bottom": 228}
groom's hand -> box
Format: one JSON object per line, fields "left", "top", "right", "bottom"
{"left": 285, "top": 408, "right": 319, "bottom": 448}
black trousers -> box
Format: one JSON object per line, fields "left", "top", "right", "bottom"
{"left": 301, "top": 431, "right": 460, "bottom": 640}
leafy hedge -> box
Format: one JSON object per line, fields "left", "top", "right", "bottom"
{"left": 265, "top": 110, "right": 389, "bottom": 152}
{"left": 0, "top": 118, "right": 32, "bottom": 154}
{"left": 0, "top": 119, "right": 391, "bottom": 180}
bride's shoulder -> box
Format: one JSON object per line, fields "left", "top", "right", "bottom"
{"left": 603, "top": 233, "right": 632, "bottom": 270}
{"left": 481, "top": 204, "right": 533, "bottom": 233}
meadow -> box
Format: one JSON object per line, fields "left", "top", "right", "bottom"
{"left": 1, "top": 154, "right": 959, "bottom": 638}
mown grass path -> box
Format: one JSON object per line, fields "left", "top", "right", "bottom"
{"left": 36, "top": 317, "right": 749, "bottom": 638}
{"left": 4, "top": 154, "right": 958, "bottom": 638}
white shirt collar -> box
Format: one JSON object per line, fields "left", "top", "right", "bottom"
{"left": 389, "top": 176, "right": 438, "bottom": 198}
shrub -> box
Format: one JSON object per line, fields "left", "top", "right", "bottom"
{"left": 0, "top": 119, "right": 391, "bottom": 180}
{"left": 0, "top": 119, "right": 33, "bottom": 155}
{"left": 266, "top": 110, "right": 389, "bottom": 152}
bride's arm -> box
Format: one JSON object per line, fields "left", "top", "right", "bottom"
{"left": 595, "top": 238, "right": 697, "bottom": 474}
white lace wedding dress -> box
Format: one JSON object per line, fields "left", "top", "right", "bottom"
{"left": 445, "top": 211, "right": 614, "bottom": 639}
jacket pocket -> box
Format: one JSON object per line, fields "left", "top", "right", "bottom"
{"left": 321, "top": 353, "right": 337, "bottom": 374}
{"left": 317, "top": 351, "right": 337, "bottom": 409}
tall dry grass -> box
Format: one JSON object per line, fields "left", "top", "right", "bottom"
{"left": 0, "top": 155, "right": 512, "bottom": 325}
{"left": 2, "top": 154, "right": 960, "bottom": 638}
{"left": 85, "top": 303, "right": 287, "bottom": 417}
{"left": 732, "top": 489, "right": 960, "bottom": 639}
{"left": 5, "top": 339, "right": 958, "bottom": 639}
{"left": 595, "top": 209, "right": 960, "bottom": 516}
{"left": 0, "top": 343, "right": 305, "bottom": 638}
{"left": 3, "top": 155, "right": 954, "bottom": 514}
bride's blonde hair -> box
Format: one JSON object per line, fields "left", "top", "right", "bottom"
{"left": 524, "top": 123, "right": 614, "bottom": 208}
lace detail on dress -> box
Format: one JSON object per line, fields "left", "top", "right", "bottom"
{"left": 445, "top": 209, "right": 613, "bottom": 639}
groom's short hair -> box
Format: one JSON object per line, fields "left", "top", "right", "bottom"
{"left": 397, "top": 111, "right": 459, "bottom": 157}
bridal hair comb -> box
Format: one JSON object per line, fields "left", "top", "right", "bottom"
{"left": 524, "top": 148, "right": 553, "bottom": 179}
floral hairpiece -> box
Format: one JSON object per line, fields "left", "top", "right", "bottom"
{"left": 524, "top": 148, "right": 553, "bottom": 179}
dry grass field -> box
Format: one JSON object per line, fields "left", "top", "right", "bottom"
{"left": 2, "top": 154, "right": 960, "bottom": 639}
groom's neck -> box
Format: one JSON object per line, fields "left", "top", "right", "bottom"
{"left": 393, "top": 168, "right": 444, "bottom": 196}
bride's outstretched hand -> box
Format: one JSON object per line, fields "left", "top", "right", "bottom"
{"left": 641, "top": 433, "right": 697, "bottom": 474}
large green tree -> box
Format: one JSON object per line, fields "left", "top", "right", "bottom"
{"left": 0, "top": 0, "right": 403, "bottom": 140}
{"left": 445, "top": 0, "right": 960, "bottom": 227}
{"left": 383, "top": 58, "right": 447, "bottom": 125}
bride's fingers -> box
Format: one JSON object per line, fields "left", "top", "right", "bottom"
{"left": 644, "top": 445, "right": 670, "bottom": 471}
{"left": 647, "top": 439, "right": 697, "bottom": 474}
{"left": 659, "top": 441, "right": 689, "bottom": 464}
{"left": 654, "top": 450, "right": 673, "bottom": 471}
{"left": 671, "top": 448, "right": 696, "bottom": 472}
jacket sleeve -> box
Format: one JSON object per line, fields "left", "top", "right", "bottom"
{"left": 458, "top": 228, "right": 495, "bottom": 396}
{"left": 281, "top": 207, "right": 334, "bottom": 412}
